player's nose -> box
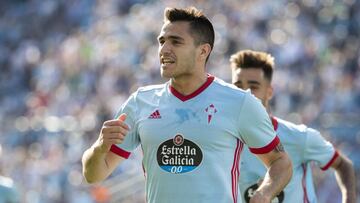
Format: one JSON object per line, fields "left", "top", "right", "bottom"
{"left": 159, "top": 41, "right": 171, "bottom": 55}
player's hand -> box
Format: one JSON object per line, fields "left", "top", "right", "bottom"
{"left": 94, "top": 113, "right": 130, "bottom": 153}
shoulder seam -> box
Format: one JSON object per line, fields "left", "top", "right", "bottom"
{"left": 138, "top": 84, "right": 166, "bottom": 92}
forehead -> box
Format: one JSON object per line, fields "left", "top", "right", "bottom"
{"left": 158, "top": 21, "right": 192, "bottom": 39}
{"left": 234, "top": 68, "right": 265, "bottom": 80}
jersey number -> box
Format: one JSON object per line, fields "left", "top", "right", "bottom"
{"left": 170, "top": 166, "right": 183, "bottom": 173}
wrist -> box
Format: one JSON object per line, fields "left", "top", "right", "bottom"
{"left": 92, "top": 141, "right": 110, "bottom": 154}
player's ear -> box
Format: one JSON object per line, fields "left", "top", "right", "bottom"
{"left": 267, "top": 85, "right": 273, "bottom": 100}
{"left": 198, "top": 43, "right": 211, "bottom": 62}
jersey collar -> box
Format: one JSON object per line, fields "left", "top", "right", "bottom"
{"left": 169, "top": 74, "right": 215, "bottom": 102}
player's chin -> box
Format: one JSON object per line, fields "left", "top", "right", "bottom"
{"left": 160, "top": 69, "right": 174, "bottom": 78}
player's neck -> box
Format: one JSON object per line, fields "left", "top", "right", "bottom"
{"left": 264, "top": 103, "right": 271, "bottom": 114}
{"left": 170, "top": 73, "right": 208, "bottom": 96}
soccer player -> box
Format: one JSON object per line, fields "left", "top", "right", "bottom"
{"left": 0, "top": 176, "right": 19, "bottom": 203}
{"left": 82, "top": 7, "right": 292, "bottom": 203}
{"left": 0, "top": 146, "right": 20, "bottom": 203}
{"left": 230, "top": 50, "right": 356, "bottom": 203}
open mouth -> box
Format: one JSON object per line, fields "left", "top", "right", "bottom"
{"left": 161, "top": 58, "right": 175, "bottom": 66}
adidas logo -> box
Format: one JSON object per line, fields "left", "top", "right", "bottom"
{"left": 148, "top": 110, "right": 161, "bottom": 119}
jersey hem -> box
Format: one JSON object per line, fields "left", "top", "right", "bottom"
{"left": 249, "top": 136, "right": 280, "bottom": 154}
{"left": 110, "top": 144, "right": 131, "bottom": 159}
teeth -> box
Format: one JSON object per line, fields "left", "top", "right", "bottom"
{"left": 161, "top": 58, "right": 174, "bottom": 64}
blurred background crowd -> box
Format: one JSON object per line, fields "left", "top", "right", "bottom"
{"left": 0, "top": 0, "right": 359, "bottom": 202}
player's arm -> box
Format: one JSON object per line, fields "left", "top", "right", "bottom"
{"left": 330, "top": 152, "right": 356, "bottom": 203}
{"left": 250, "top": 143, "right": 292, "bottom": 203}
{"left": 82, "top": 114, "right": 129, "bottom": 183}
{"left": 305, "top": 127, "right": 356, "bottom": 203}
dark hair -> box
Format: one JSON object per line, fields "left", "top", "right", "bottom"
{"left": 164, "top": 7, "right": 215, "bottom": 61}
{"left": 230, "top": 50, "right": 275, "bottom": 82}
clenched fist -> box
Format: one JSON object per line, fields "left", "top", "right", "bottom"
{"left": 94, "top": 113, "right": 130, "bottom": 153}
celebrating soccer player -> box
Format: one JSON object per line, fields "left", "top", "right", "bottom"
{"left": 82, "top": 7, "right": 292, "bottom": 203}
{"left": 230, "top": 50, "right": 356, "bottom": 203}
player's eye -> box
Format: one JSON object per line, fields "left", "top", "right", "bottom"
{"left": 234, "top": 82, "right": 242, "bottom": 89}
{"left": 250, "top": 86, "right": 259, "bottom": 91}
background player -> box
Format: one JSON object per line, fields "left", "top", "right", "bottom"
{"left": 230, "top": 50, "right": 356, "bottom": 203}
{"left": 0, "top": 176, "right": 19, "bottom": 203}
{"left": 82, "top": 7, "right": 292, "bottom": 203}
{"left": 0, "top": 145, "right": 20, "bottom": 203}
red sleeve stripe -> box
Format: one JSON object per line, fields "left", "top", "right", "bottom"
{"left": 249, "top": 136, "right": 280, "bottom": 154}
{"left": 110, "top": 144, "right": 131, "bottom": 159}
{"left": 320, "top": 150, "right": 339, "bottom": 171}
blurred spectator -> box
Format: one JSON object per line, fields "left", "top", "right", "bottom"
{"left": 0, "top": 0, "right": 359, "bottom": 202}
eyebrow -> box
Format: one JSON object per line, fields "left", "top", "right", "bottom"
{"left": 157, "top": 35, "right": 185, "bottom": 42}
{"left": 247, "top": 80, "right": 261, "bottom": 85}
{"left": 234, "top": 80, "right": 261, "bottom": 85}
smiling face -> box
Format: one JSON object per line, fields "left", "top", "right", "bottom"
{"left": 157, "top": 21, "right": 200, "bottom": 79}
{"left": 232, "top": 66, "right": 273, "bottom": 108}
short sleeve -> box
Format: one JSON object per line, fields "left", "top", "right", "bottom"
{"left": 238, "top": 91, "right": 279, "bottom": 154}
{"left": 303, "top": 128, "right": 338, "bottom": 170}
{"left": 110, "top": 92, "right": 141, "bottom": 159}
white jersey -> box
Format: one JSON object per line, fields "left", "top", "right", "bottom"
{"left": 111, "top": 75, "right": 279, "bottom": 203}
{"left": 239, "top": 117, "right": 338, "bottom": 203}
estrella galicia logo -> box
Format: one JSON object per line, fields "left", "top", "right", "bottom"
{"left": 157, "top": 134, "right": 203, "bottom": 174}
{"left": 244, "top": 183, "right": 284, "bottom": 203}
